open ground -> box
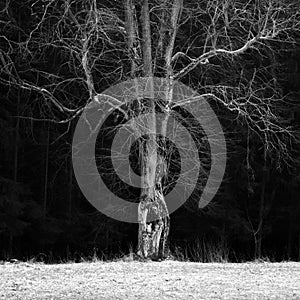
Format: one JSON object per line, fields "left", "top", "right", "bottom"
{"left": 1, "top": 261, "right": 299, "bottom": 299}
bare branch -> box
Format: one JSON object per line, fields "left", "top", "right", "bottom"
{"left": 173, "top": 0, "right": 300, "bottom": 80}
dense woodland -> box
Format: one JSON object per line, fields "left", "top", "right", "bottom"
{"left": 0, "top": 0, "right": 300, "bottom": 262}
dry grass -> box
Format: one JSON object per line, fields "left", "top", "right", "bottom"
{"left": 1, "top": 260, "right": 299, "bottom": 299}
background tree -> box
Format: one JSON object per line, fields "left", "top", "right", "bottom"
{"left": 0, "top": 0, "right": 299, "bottom": 260}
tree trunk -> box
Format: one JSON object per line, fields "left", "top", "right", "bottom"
{"left": 254, "top": 234, "right": 262, "bottom": 259}
{"left": 124, "top": 0, "right": 182, "bottom": 260}
{"left": 136, "top": 0, "right": 170, "bottom": 260}
{"left": 254, "top": 143, "right": 268, "bottom": 259}
{"left": 124, "top": 0, "right": 140, "bottom": 78}
{"left": 68, "top": 147, "right": 73, "bottom": 222}
{"left": 68, "top": 125, "right": 74, "bottom": 222}
{"left": 137, "top": 152, "right": 170, "bottom": 259}
{"left": 8, "top": 88, "right": 21, "bottom": 258}
{"left": 43, "top": 123, "right": 50, "bottom": 220}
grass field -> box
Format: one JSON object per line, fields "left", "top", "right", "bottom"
{"left": 1, "top": 260, "right": 299, "bottom": 299}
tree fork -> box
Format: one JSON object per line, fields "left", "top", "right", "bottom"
{"left": 136, "top": 0, "right": 172, "bottom": 260}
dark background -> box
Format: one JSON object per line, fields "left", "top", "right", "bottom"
{"left": 0, "top": 0, "right": 300, "bottom": 262}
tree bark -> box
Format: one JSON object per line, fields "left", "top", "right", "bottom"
{"left": 137, "top": 0, "right": 161, "bottom": 259}
{"left": 68, "top": 142, "right": 73, "bottom": 222}
{"left": 140, "top": 0, "right": 153, "bottom": 77}
{"left": 124, "top": 0, "right": 182, "bottom": 260}
{"left": 137, "top": 0, "right": 172, "bottom": 260}
{"left": 43, "top": 123, "right": 50, "bottom": 220}
{"left": 124, "top": 0, "right": 141, "bottom": 78}
{"left": 254, "top": 143, "right": 268, "bottom": 259}
{"left": 9, "top": 88, "right": 21, "bottom": 258}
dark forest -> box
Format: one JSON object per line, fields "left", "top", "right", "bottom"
{"left": 0, "top": 0, "right": 300, "bottom": 263}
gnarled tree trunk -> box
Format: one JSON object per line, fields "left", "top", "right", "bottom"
{"left": 124, "top": 0, "right": 182, "bottom": 260}
{"left": 137, "top": 153, "right": 170, "bottom": 259}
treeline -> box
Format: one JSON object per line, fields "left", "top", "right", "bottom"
{"left": 0, "top": 74, "right": 299, "bottom": 261}
{"left": 0, "top": 0, "right": 300, "bottom": 262}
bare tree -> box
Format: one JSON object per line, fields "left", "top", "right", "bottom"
{"left": 0, "top": 0, "right": 299, "bottom": 259}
